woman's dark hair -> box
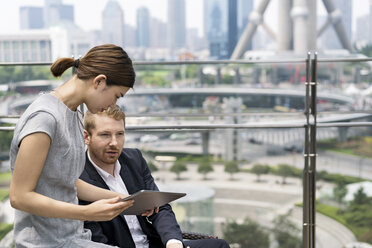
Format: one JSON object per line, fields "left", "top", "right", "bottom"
{"left": 50, "top": 44, "right": 135, "bottom": 88}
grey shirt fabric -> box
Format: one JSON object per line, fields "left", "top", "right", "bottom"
{"left": 10, "top": 93, "right": 115, "bottom": 248}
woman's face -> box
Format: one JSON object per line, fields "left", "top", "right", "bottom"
{"left": 87, "top": 83, "right": 130, "bottom": 114}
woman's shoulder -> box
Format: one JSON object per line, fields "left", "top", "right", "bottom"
{"left": 23, "top": 93, "right": 63, "bottom": 118}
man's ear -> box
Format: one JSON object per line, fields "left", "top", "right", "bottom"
{"left": 83, "top": 130, "right": 90, "bottom": 145}
{"left": 93, "top": 74, "right": 107, "bottom": 89}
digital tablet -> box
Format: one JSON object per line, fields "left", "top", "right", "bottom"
{"left": 120, "top": 190, "right": 186, "bottom": 215}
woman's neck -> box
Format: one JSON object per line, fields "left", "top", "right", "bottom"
{"left": 52, "top": 77, "right": 86, "bottom": 111}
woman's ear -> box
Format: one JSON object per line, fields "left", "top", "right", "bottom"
{"left": 93, "top": 74, "right": 107, "bottom": 89}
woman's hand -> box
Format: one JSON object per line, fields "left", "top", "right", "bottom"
{"left": 83, "top": 196, "right": 134, "bottom": 221}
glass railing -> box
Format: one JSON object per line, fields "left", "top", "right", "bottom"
{"left": 0, "top": 55, "right": 372, "bottom": 248}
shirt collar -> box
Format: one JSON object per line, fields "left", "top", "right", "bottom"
{"left": 87, "top": 152, "right": 121, "bottom": 180}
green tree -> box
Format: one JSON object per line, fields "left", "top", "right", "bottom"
{"left": 224, "top": 161, "right": 239, "bottom": 180}
{"left": 197, "top": 159, "right": 213, "bottom": 180}
{"left": 147, "top": 161, "right": 158, "bottom": 172}
{"left": 250, "top": 164, "right": 270, "bottom": 182}
{"left": 272, "top": 212, "right": 302, "bottom": 248}
{"left": 170, "top": 161, "right": 187, "bottom": 180}
{"left": 0, "top": 130, "right": 13, "bottom": 152}
{"left": 333, "top": 183, "right": 347, "bottom": 204}
{"left": 358, "top": 44, "right": 372, "bottom": 57}
{"left": 276, "top": 164, "right": 293, "bottom": 184}
{"left": 350, "top": 187, "right": 371, "bottom": 207}
{"left": 223, "top": 218, "right": 269, "bottom": 248}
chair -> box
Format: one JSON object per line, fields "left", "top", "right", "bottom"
{"left": 182, "top": 231, "right": 218, "bottom": 240}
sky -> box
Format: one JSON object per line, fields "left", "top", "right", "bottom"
{"left": 0, "top": 0, "right": 369, "bottom": 37}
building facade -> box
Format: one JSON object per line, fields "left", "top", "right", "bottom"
{"left": 101, "top": 0, "right": 125, "bottom": 47}
{"left": 167, "top": 0, "right": 186, "bottom": 50}
{"left": 137, "top": 7, "right": 150, "bottom": 48}
{"left": 20, "top": 7, "right": 44, "bottom": 30}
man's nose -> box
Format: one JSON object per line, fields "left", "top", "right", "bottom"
{"left": 109, "top": 135, "right": 118, "bottom": 145}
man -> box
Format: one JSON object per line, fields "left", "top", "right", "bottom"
{"left": 79, "top": 105, "right": 230, "bottom": 248}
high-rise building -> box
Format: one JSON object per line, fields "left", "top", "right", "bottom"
{"left": 20, "top": 7, "right": 44, "bottom": 30}
{"left": 137, "top": 7, "right": 150, "bottom": 48}
{"left": 369, "top": 0, "right": 372, "bottom": 44}
{"left": 44, "top": 0, "right": 74, "bottom": 27}
{"left": 355, "top": 15, "right": 369, "bottom": 46}
{"left": 228, "top": 0, "right": 237, "bottom": 57}
{"left": 150, "top": 17, "right": 167, "bottom": 48}
{"left": 101, "top": 0, "right": 124, "bottom": 47}
{"left": 204, "top": 0, "right": 241, "bottom": 59}
{"left": 167, "top": 0, "right": 186, "bottom": 50}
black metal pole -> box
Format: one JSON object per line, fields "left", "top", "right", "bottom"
{"left": 309, "top": 52, "right": 318, "bottom": 248}
{"left": 303, "top": 52, "right": 311, "bottom": 248}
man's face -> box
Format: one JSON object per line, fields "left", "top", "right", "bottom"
{"left": 85, "top": 115, "right": 125, "bottom": 168}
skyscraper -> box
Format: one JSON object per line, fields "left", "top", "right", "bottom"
{"left": 228, "top": 0, "right": 238, "bottom": 57}
{"left": 44, "top": 0, "right": 74, "bottom": 27}
{"left": 101, "top": 0, "right": 124, "bottom": 47}
{"left": 137, "top": 7, "right": 150, "bottom": 48}
{"left": 20, "top": 7, "right": 44, "bottom": 29}
{"left": 150, "top": 17, "right": 167, "bottom": 48}
{"left": 167, "top": 0, "right": 186, "bottom": 50}
{"left": 204, "top": 0, "right": 242, "bottom": 59}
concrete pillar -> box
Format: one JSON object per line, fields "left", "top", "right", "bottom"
{"left": 278, "top": 0, "right": 293, "bottom": 51}
{"left": 215, "top": 67, "right": 221, "bottom": 85}
{"left": 234, "top": 67, "right": 241, "bottom": 85}
{"left": 198, "top": 66, "right": 204, "bottom": 86}
{"left": 337, "top": 126, "right": 349, "bottom": 142}
{"left": 321, "top": 0, "right": 353, "bottom": 51}
{"left": 230, "top": 0, "right": 271, "bottom": 59}
{"left": 307, "top": 0, "right": 317, "bottom": 51}
{"left": 202, "top": 131, "right": 209, "bottom": 156}
{"left": 291, "top": 0, "right": 308, "bottom": 55}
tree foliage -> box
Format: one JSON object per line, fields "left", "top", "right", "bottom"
{"left": 223, "top": 218, "right": 269, "bottom": 248}
{"left": 333, "top": 183, "right": 347, "bottom": 204}
{"left": 0, "top": 66, "right": 55, "bottom": 84}
{"left": 224, "top": 161, "right": 239, "bottom": 180}
{"left": 272, "top": 212, "right": 302, "bottom": 248}
{"left": 197, "top": 159, "right": 213, "bottom": 180}
{"left": 147, "top": 161, "right": 158, "bottom": 172}
{"left": 250, "top": 164, "right": 270, "bottom": 182}
{"left": 0, "top": 130, "right": 13, "bottom": 152}
{"left": 170, "top": 161, "right": 187, "bottom": 180}
{"left": 275, "top": 164, "right": 293, "bottom": 184}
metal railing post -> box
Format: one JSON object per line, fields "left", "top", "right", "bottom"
{"left": 303, "top": 51, "right": 318, "bottom": 248}
{"left": 303, "top": 52, "right": 311, "bottom": 248}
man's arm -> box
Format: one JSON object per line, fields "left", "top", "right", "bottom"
{"left": 134, "top": 149, "right": 183, "bottom": 245}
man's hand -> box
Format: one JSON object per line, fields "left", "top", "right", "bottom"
{"left": 141, "top": 207, "right": 159, "bottom": 217}
{"left": 166, "top": 243, "right": 184, "bottom": 248}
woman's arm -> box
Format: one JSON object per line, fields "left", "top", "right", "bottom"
{"left": 10, "top": 132, "right": 133, "bottom": 221}
{"left": 76, "top": 178, "right": 128, "bottom": 201}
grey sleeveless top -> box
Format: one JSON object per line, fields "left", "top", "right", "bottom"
{"left": 10, "top": 93, "right": 116, "bottom": 248}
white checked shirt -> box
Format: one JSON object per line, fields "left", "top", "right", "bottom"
{"left": 88, "top": 153, "right": 149, "bottom": 248}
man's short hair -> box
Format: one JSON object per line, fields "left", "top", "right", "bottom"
{"left": 84, "top": 105, "right": 126, "bottom": 134}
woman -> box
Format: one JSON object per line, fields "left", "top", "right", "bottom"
{"left": 9, "top": 44, "right": 141, "bottom": 247}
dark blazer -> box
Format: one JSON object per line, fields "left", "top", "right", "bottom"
{"left": 79, "top": 148, "right": 183, "bottom": 248}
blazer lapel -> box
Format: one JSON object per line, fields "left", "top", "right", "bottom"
{"left": 84, "top": 153, "right": 111, "bottom": 190}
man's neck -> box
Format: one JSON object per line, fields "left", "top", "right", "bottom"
{"left": 87, "top": 151, "right": 116, "bottom": 176}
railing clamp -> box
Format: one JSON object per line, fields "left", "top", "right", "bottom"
{"left": 304, "top": 154, "right": 318, "bottom": 157}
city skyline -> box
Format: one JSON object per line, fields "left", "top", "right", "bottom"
{"left": 0, "top": 0, "right": 370, "bottom": 38}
